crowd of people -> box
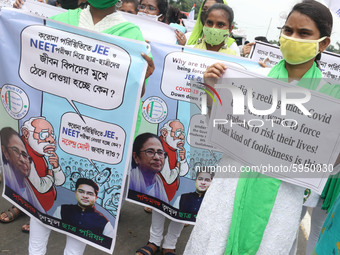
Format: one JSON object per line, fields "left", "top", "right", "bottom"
{"left": 0, "top": 0, "right": 340, "bottom": 254}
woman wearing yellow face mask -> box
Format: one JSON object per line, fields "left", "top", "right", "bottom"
{"left": 184, "top": 1, "right": 340, "bottom": 255}
{"left": 268, "top": 0, "right": 331, "bottom": 83}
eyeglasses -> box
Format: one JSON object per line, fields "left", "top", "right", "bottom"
{"left": 6, "top": 146, "right": 32, "bottom": 163}
{"left": 171, "top": 129, "right": 185, "bottom": 138}
{"left": 138, "top": 4, "right": 157, "bottom": 12}
{"left": 29, "top": 130, "right": 56, "bottom": 140}
{"left": 140, "top": 149, "right": 167, "bottom": 158}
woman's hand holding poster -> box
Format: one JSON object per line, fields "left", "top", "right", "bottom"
{"left": 126, "top": 41, "right": 267, "bottom": 223}
{"left": 0, "top": 8, "right": 148, "bottom": 253}
{"left": 207, "top": 67, "right": 340, "bottom": 193}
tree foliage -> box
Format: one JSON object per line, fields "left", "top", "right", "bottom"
{"left": 327, "top": 42, "right": 340, "bottom": 54}
{"left": 170, "top": 0, "right": 201, "bottom": 19}
{"left": 268, "top": 39, "right": 279, "bottom": 46}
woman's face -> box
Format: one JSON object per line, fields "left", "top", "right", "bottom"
{"left": 201, "top": 0, "right": 217, "bottom": 24}
{"left": 138, "top": 0, "right": 160, "bottom": 16}
{"left": 133, "top": 138, "right": 165, "bottom": 173}
{"left": 3, "top": 135, "right": 31, "bottom": 177}
{"left": 282, "top": 11, "right": 320, "bottom": 40}
{"left": 120, "top": 2, "right": 138, "bottom": 15}
{"left": 205, "top": 9, "right": 230, "bottom": 30}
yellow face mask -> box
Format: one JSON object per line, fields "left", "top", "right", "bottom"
{"left": 279, "top": 33, "right": 327, "bottom": 65}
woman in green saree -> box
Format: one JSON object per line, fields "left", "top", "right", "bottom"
{"left": 184, "top": 1, "right": 339, "bottom": 254}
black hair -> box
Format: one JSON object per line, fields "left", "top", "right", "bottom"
{"left": 57, "top": 0, "right": 88, "bottom": 9}
{"left": 76, "top": 178, "right": 99, "bottom": 196}
{"left": 78, "top": 1, "right": 89, "bottom": 9}
{"left": 254, "top": 36, "right": 269, "bottom": 43}
{"left": 166, "top": 5, "right": 181, "bottom": 24}
{"left": 139, "top": 0, "right": 168, "bottom": 23}
{"left": 131, "top": 133, "right": 162, "bottom": 168}
{"left": 0, "top": 127, "right": 18, "bottom": 149}
{"left": 156, "top": 0, "right": 168, "bottom": 20}
{"left": 205, "top": 3, "right": 234, "bottom": 29}
{"left": 196, "top": 166, "right": 215, "bottom": 179}
{"left": 122, "top": 0, "right": 139, "bottom": 13}
{"left": 0, "top": 127, "right": 21, "bottom": 164}
{"left": 179, "top": 12, "right": 187, "bottom": 19}
{"left": 287, "top": 0, "right": 333, "bottom": 62}
{"left": 103, "top": 167, "right": 112, "bottom": 176}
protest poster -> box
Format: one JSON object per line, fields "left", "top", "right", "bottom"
{"left": 120, "top": 11, "right": 177, "bottom": 44}
{"left": 248, "top": 41, "right": 283, "bottom": 67}
{"left": 21, "top": 0, "right": 65, "bottom": 18}
{"left": 249, "top": 40, "right": 340, "bottom": 82}
{"left": 207, "top": 66, "right": 340, "bottom": 194}
{"left": 126, "top": 41, "right": 265, "bottom": 224}
{"left": 0, "top": 0, "right": 13, "bottom": 9}
{"left": 324, "top": 0, "right": 340, "bottom": 20}
{"left": 319, "top": 51, "right": 340, "bottom": 81}
{"left": 20, "top": 0, "right": 178, "bottom": 44}
{"left": 0, "top": 8, "right": 148, "bottom": 253}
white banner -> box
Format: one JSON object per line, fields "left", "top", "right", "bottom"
{"left": 249, "top": 41, "right": 340, "bottom": 82}
{"left": 208, "top": 66, "right": 340, "bottom": 193}
{"left": 0, "top": 0, "right": 14, "bottom": 9}
{"left": 324, "top": 0, "right": 340, "bottom": 19}
{"left": 19, "top": 0, "right": 177, "bottom": 44}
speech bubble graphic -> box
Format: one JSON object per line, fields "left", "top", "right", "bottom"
{"left": 20, "top": 25, "right": 130, "bottom": 117}
{"left": 161, "top": 52, "right": 245, "bottom": 109}
{"left": 187, "top": 114, "right": 222, "bottom": 152}
{"left": 59, "top": 112, "right": 126, "bottom": 165}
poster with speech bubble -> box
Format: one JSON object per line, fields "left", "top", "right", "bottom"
{"left": 0, "top": 9, "right": 148, "bottom": 253}
{"left": 207, "top": 66, "right": 340, "bottom": 194}
{"left": 126, "top": 41, "right": 266, "bottom": 224}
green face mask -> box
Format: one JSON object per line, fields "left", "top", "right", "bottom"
{"left": 87, "top": 0, "right": 118, "bottom": 9}
{"left": 203, "top": 27, "right": 229, "bottom": 46}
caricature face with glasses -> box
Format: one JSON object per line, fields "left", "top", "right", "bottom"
{"left": 2, "top": 134, "right": 32, "bottom": 177}
{"left": 133, "top": 137, "right": 166, "bottom": 173}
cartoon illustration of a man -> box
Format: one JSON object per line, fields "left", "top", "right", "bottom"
{"left": 21, "top": 117, "right": 65, "bottom": 212}
{"left": 159, "top": 120, "right": 189, "bottom": 201}
{"left": 94, "top": 167, "right": 120, "bottom": 206}
{"left": 70, "top": 171, "right": 82, "bottom": 191}
{"left": 104, "top": 192, "right": 120, "bottom": 217}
